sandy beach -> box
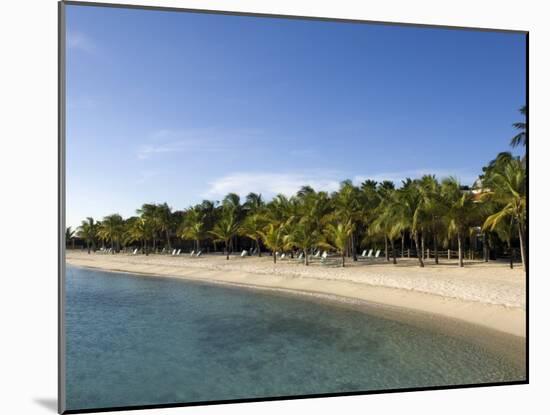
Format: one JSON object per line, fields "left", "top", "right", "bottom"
{"left": 66, "top": 250, "right": 526, "bottom": 338}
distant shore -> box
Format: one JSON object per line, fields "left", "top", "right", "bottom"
{"left": 66, "top": 250, "right": 526, "bottom": 338}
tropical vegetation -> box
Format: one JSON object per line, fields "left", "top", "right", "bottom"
{"left": 70, "top": 107, "right": 527, "bottom": 271}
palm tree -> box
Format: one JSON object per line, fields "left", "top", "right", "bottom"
{"left": 396, "top": 179, "right": 425, "bottom": 267}
{"left": 510, "top": 105, "right": 527, "bottom": 148}
{"left": 287, "top": 222, "right": 321, "bottom": 266}
{"left": 333, "top": 181, "right": 361, "bottom": 261}
{"left": 322, "top": 221, "right": 352, "bottom": 267}
{"left": 156, "top": 203, "right": 174, "bottom": 251}
{"left": 369, "top": 186, "right": 402, "bottom": 264}
{"left": 441, "top": 178, "right": 476, "bottom": 267}
{"left": 124, "top": 216, "right": 154, "bottom": 254}
{"left": 97, "top": 214, "right": 124, "bottom": 253}
{"left": 243, "top": 192, "right": 264, "bottom": 214}
{"left": 418, "top": 175, "right": 444, "bottom": 264}
{"left": 77, "top": 217, "right": 98, "bottom": 253}
{"left": 136, "top": 204, "right": 161, "bottom": 252}
{"left": 178, "top": 208, "right": 206, "bottom": 251}
{"left": 259, "top": 223, "right": 286, "bottom": 264}
{"left": 239, "top": 213, "right": 267, "bottom": 256}
{"left": 482, "top": 158, "right": 526, "bottom": 268}
{"left": 492, "top": 218, "right": 518, "bottom": 269}
{"left": 65, "top": 227, "right": 75, "bottom": 249}
{"left": 209, "top": 209, "right": 239, "bottom": 260}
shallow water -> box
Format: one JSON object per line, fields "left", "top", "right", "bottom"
{"left": 64, "top": 265, "right": 525, "bottom": 410}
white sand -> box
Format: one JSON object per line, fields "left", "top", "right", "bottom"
{"left": 66, "top": 251, "right": 526, "bottom": 338}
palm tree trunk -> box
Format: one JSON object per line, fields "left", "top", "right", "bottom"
{"left": 518, "top": 224, "right": 526, "bottom": 270}
{"left": 421, "top": 233, "right": 425, "bottom": 260}
{"left": 434, "top": 234, "right": 439, "bottom": 265}
{"left": 385, "top": 236, "right": 389, "bottom": 261}
{"left": 165, "top": 229, "right": 171, "bottom": 251}
{"left": 87, "top": 241, "right": 91, "bottom": 254}
{"left": 391, "top": 239, "right": 397, "bottom": 264}
{"left": 225, "top": 240, "right": 229, "bottom": 260}
{"left": 256, "top": 238, "right": 262, "bottom": 257}
{"left": 482, "top": 232, "right": 489, "bottom": 262}
{"left": 414, "top": 233, "right": 424, "bottom": 267}
{"left": 351, "top": 231, "right": 357, "bottom": 261}
{"left": 457, "top": 233, "right": 463, "bottom": 267}
{"left": 305, "top": 249, "right": 309, "bottom": 266}
{"left": 401, "top": 233, "right": 405, "bottom": 258}
{"left": 342, "top": 252, "right": 345, "bottom": 267}
{"left": 273, "top": 250, "right": 276, "bottom": 264}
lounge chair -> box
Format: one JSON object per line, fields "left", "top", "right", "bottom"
{"left": 171, "top": 249, "right": 177, "bottom": 256}
{"left": 176, "top": 249, "right": 181, "bottom": 256}
{"left": 190, "top": 250, "right": 195, "bottom": 256}
{"left": 132, "top": 248, "right": 138, "bottom": 255}
{"left": 196, "top": 250, "right": 202, "bottom": 257}
{"left": 361, "top": 249, "right": 367, "bottom": 257}
{"left": 374, "top": 249, "right": 381, "bottom": 258}
{"left": 280, "top": 253, "right": 286, "bottom": 260}
{"left": 314, "top": 250, "right": 321, "bottom": 258}
{"left": 241, "top": 250, "right": 248, "bottom": 257}
{"left": 322, "top": 251, "right": 328, "bottom": 259}
{"left": 298, "top": 252, "right": 304, "bottom": 260}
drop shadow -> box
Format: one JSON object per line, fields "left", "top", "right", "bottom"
{"left": 34, "top": 398, "right": 57, "bottom": 413}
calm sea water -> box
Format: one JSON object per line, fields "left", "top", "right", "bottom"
{"left": 65, "top": 265, "right": 524, "bottom": 410}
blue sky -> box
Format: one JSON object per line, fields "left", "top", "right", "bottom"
{"left": 66, "top": 5, "right": 526, "bottom": 229}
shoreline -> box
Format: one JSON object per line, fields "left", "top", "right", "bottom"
{"left": 66, "top": 251, "right": 526, "bottom": 339}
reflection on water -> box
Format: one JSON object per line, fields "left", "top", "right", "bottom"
{"left": 65, "top": 265, "right": 525, "bottom": 410}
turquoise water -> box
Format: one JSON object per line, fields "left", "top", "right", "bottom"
{"left": 65, "top": 265, "right": 524, "bottom": 411}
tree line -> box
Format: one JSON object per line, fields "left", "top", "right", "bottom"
{"left": 68, "top": 107, "right": 527, "bottom": 269}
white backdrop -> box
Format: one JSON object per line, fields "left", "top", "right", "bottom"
{"left": 0, "top": 0, "right": 546, "bottom": 414}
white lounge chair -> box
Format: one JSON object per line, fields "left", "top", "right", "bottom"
{"left": 374, "top": 249, "right": 381, "bottom": 258}
{"left": 190, "top": 250, "right": 195, "bottom": 256}
{"left": 314, "top": 250, "right": 321, "bottom": 258}
{"left": 322, "top": 251, "right": 328, "bottom": 259}
{"left": 171, "top": 249, "right": 177, "bottom": 256}
{"left": 196, "top": 250, "right": 202, "bottom": 257}
{"left": 176, "top": 249, "right": 181, "bottom": 256}
{"left": 280, "top": 253, "right": 286, "bottom": 260}
{"left": 241, "top": 250, "right": 248, "bottom": 257}
{"left": 132, "top": 248, "right": 138, "bottom": 255}
{"left": 361, "top": 249, "right": 367, "bottom": 257}
{"left": 298, "top": 252, "right": 304, "bottom": 260}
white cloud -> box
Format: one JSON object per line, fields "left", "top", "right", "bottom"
{"left": 137, "top": 127, "right": 263, "bottom": 160}
{"left": 203, "top": 167, "right": 479, "bottom": 200}
{"left": 202, "top": 172, "right": 342, "bottom": 199}
{"left": 67, "top": 31, "right": 96, "bottom": 53}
